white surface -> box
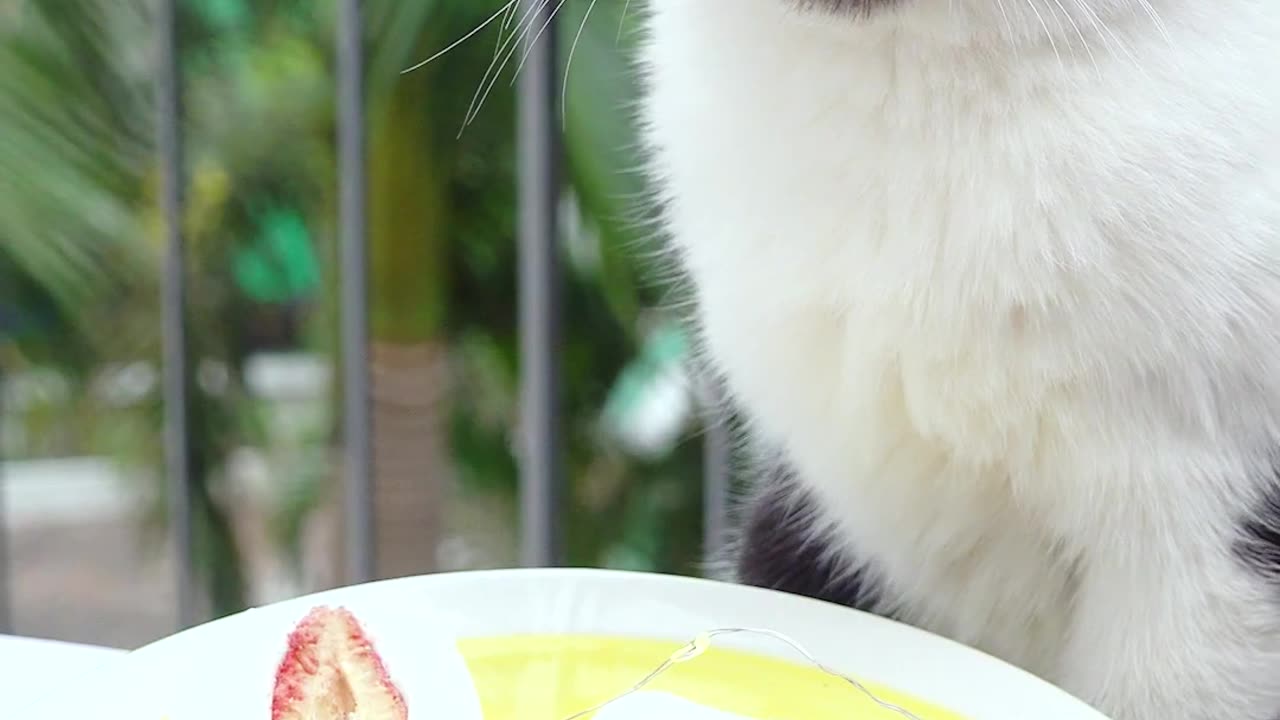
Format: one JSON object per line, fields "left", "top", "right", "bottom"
{"left": 596, "top": 692, "right": 755, "bottom": 719}
{"left": 1, "top": 634, "right": 125, "bottom": 712}
{"left": 21, "top": 569, "right": 1112, "bottom": 719}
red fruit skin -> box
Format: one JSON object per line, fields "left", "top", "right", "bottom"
{"left": 331, "top": 607, "right": 409, "bottom": 719}
{"left": 271, "top": 607, "right": 329, "bottom": 720}
{"left": 270, "top": 606, "right": 409, "bottom": 720}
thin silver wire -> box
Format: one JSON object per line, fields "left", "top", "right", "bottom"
{"left": 562, "top": 627, "right": 927, "bottom": 720}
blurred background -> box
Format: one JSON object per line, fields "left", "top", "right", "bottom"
{"left": 0, "top": 0, "right": 735, "bottom": 649}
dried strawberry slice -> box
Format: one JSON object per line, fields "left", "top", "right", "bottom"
{"left": 271, "top": 606, "right": 409, "bottom": 720}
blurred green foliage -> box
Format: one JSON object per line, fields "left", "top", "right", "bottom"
{"left": 0, "top": 0, "right": 711, "bottom": 615}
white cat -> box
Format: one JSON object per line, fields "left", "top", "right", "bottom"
{"left": 639, "top": 1, "right": 1280, "bottom": 718}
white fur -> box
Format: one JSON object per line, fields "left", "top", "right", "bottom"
{"left": 640, "top": 1, "right": 1280, "bottom": 718}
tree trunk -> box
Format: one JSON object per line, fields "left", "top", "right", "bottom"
{"left": 314, "top": 343, "right": 449, "bottom": 586}
{"left": 318, "top": 28, "right": 452, "bottom": 589}
{"left": 369, "top": 341, "right": 447, "bottom": 579}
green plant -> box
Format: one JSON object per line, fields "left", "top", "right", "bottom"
{"left": 1, "top": 0, "right": 717, "bottom": 623}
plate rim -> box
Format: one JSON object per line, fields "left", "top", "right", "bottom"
{"left": 118, "top": 567, "right": 1110, "bottom": 720}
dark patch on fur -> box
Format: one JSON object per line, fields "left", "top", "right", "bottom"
{"left": 1236, "top": 475, "right": 1280, "bottom": 581}
{"left": 735, "top": 459, "right": 885, "bottom": 613}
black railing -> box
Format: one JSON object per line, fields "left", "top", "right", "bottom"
{"left": 0, "top": 0, "right": 733, "bottom": 636}
{"left": 156, "top": 0, "right": 199, "bottom": 629}
{"left": 515, "top": 0, "right": 564, "bottom": 569}
{"left": 337, "top": 0, "right": 376, "bottom": 588}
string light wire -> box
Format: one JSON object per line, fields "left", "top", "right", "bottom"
{"left": 562, "top": 627, "right": 927, "bottom": 720}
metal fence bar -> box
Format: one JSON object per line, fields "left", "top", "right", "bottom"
{"left": 702, "top": 391, "right": 733, "bottom": 563}
{"left": 337, "top": 0, "right": 375, "bottom": 585}
{"left": 156, "top": 0, "right": 198, "bottom": 630}
{"left": 517, "top": 0, "right": 563, "bottom": 568}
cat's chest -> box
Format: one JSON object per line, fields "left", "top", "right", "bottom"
{"left": 676, "top": 119, "right": 1092, "bottom": 470}
{"left": 652, "top": 42, "right": 1106, "bottom": 467}
{"left": 644, "top": 0, "right": 1226, "bottom": 489}
{"left": 694, "top": 232, "right": 1060, "bottom": 471}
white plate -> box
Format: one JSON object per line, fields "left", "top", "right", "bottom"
{"left": 2, "top": 636, "right": 126, "bottom": 712}
{"left": 22, "top": 568, "right": 1110, "bottom": 719}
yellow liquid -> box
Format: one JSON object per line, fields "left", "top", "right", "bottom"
{"left": 459, "top": 635, "right": 967, "bottom": 719}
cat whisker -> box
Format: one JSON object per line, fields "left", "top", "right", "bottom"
{"left": 401, "top": 0, "right": 518, "bottom": 74}
{"left": 1047, "top": 0, "right": 1099, "bottom": 78}
{"left": 457, "top": 0, "right": 529, "bottom": 136}
{"left": 1067, "top": 0, "right": 1153, "bottom": 82}
{"left": 463, "top": 0, "right": 553, "bottom": 134}
{"left": 992, "top": 0, "right": 1020, "bottom": 56}
{"left": 509, "top": 0, "right": 573, "bottom": 86}
{"left": 618, "top": 0, "right": 634, "bottom": 43}
{"left": 1022, "top": 0, "right": 1065, "bottom": 72}
{"left": 1133, "top": 0, "right": 1173, "bottom": 46}
{"left": 562, "top": 0, "right": 601, "bottom": 126}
